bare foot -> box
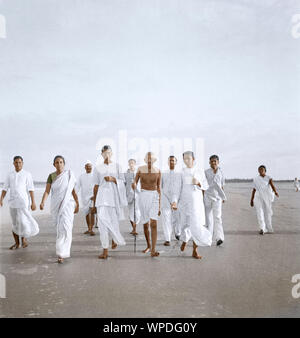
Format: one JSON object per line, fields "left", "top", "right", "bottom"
{"left": 98, "top": 250, "right": 108, "bottom": 259}
{"left": 151, "top": 251, "right": 160, "bottom": 257}
{"left": 164, "top": 241, "right": 170, "bottom": 246}
{"left": 90, "top": 231, "right": 96, "bottom": 236}
{"left": 9, "top": 243, "right": 20, "bottom": 250}
{"left": 111, "top": 242, "right": 117, "bottom": 249}
{"left": 22, "top": 241, "right": 28, "bottom": 249}
{"left": 84, "top": 230, "right": 90, "bottom": 234}
{"left": 192, "top": 251, "right": 202, "bottom": 259}
{"left": 142, "top": 247, "right": 150, "bottom": 253}
{"left": 57, "top": 257, "right": 64, "bottom": 264}
{"left": 131, "top": 231, "right": 138, "bottom": 236}
{"left": 180, "top": 242, "right": 187, "bottom": 252}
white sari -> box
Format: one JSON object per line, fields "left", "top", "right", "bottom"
{"left": 50, "top": 170, "right": 76, "bottom": 258}
{"left": 253, "top": 175, "right": 274, "bottom": 208}
{"left": 253, "top": 175, "right": 274, "bottom": 232}
{"left": 179, "top": 166, "right": 212, "bottom": 246}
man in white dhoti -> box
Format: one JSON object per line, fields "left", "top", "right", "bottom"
{"left": 250, "top": 165, "right": 279, "bottom": 235}
{"left": 294, "top": 178, "right": 299, "bottom": 192}
{"left": 132, "top": 152, "right": 161, "bottom": 257}
{"left": 76, "top": 160, "right": 96, "bottom": 236}
{"left": 178, "top": 151, "right": 212, "bottom": 259}
{"left": 204, "top": 155, "right": 227, "bottom": 246}
{"left": 161, "top": 156, "right": 181, "bottom": 246}
{"left": 40, "top": 155, "right": 79, "bottom": 264}
{"left": 124, "top": 159, "right": 140, "bottom": 236}
{"left": 0, "top": 156, "right": 39, "bottom": 250}
{"left": 92, "top": 145, "right": 127, "bottom": 259}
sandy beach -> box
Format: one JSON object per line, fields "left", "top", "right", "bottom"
{"left": 0, "top": 182, "right": 300, "bottom": 318}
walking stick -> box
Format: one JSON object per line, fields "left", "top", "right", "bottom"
{"left": 133, "top": 188, "right": 136, "bottom": 253}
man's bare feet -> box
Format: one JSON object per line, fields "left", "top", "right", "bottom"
{"left": 22, "top": 241, "right": 28, "bottom": 248}
{"left": 57, "top": 257, "right": 64, "bottom": 264}
{"left": 131, "top": 231, "right": 138, "bottom": 236}
{"left": 180, "top": 242, "right": 187, "bottom": 252}
{"left": 164, "top": 241, "right": 170, "bottom": 246}
{"left": 9, "top": 243, "right": 20, "bottom": 250}
{"left": 111, "top": 241, "right": 117, "bottom": 249}
{"left": 98, "top": 249, "right": 108, "bottom": 259}
{"left": 192, "top": 251, "right": 202, "bottom": 259}
{"left": 142, "top": 247, "right": 150, "bottom": 253}
{"left": 84, "top": 230, "right": 90, "bottom": 234}
{"left": 89, "top": 231, "right": 96, "bottom": 236}
{"left": 151, "top": 251, "right": 160, "bottom": 257}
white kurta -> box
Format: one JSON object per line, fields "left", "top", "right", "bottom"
{"left": 179, "top": 166, "right": 212, "bottom": 246}
{"left": 50, "top": 170, "right": 76, "bottom": 258}
{"left": 204, "top": 167, "right": 226, "bottom": 242}
{"left": 161, "top": 170, "right": 181, "bottom": 241}
{"left": 294, "top": 180, "right": 299, "bottom": 191}
{"left": 124, "top": 169, "right": 141, "bottom": 224}
{"left": 3, "top": 169, "right": 39, "bottom": 238}
{"left": 94, "top": 162, "right": 127, "bottom": 249}
{"left": 76, "top": 172, "right": 94, "bottom": 215}
{"left": 253, "top": 175, "right": 274, "bottom": 232}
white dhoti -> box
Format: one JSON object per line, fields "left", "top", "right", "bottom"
{"left": 179, "top": 167, "right": 212, "bottom": 246}
{"left": 139, "top": 189, "right": 159, "bottom": 224}
{"left": 97, "top": 206, "right": 126, "bottom": 249}
{"left": 10, "top": 207, "right": 39, "bottom": 238}
{"left": 94, "top": 162, "right": 128, "bottom": 250}
{"left": 204, "top": 197, "right": 224, "bottom": 242}
{"left": 180, "top": 208, "right": 212, "bottom": 246}
{"left": 82, "top": 199, "right": 93, "bottom": 216}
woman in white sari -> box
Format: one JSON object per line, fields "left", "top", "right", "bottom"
{"left": 40, "top": 156, "right": 79, "bottom": 263}
{"left": 250, "top": 165, "right": 279, "bottom": 234}
{"left": 178, "top": 151, "right": 212, "bottom": 259}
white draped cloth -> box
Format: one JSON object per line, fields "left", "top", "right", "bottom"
{"left": 94, "top": 162, "right": 127, "bottom": 249}
{"left": 161, "top": 170, "right": 182, "bottom": 241}
{"left": 3, "top": 169, "right": 39, "bottom": 238}
{"left": 50, "top": 170, "right": 76, "bottom": 258}
{"left": 139, "top": 189, "right": 160, "bottom": 224}
{"left": 179, "top": 166, "right": 212, "bottom": 246}
{"left": 76, "top": 172, "right": 94, "bottom": 215}
{"left": 253, "top": 175, "right": 274, "bottom": 232}
{"left": 124, "top": 169, "right": 141, "bottom": 224}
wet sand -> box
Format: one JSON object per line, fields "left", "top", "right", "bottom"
{"left": 0, "top": 182, "right": 300, "bottom": 318}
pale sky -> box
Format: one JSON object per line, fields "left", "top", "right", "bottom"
{"left": 0, "top": 0, "right": 299, "bottom": 181}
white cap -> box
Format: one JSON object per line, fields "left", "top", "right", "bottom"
{"left": 85, "top": 160, "right": 92, "bottom": 165}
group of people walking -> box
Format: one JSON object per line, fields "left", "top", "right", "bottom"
{"left": 0, "top": 145, "right": 280, "bottom": 263}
